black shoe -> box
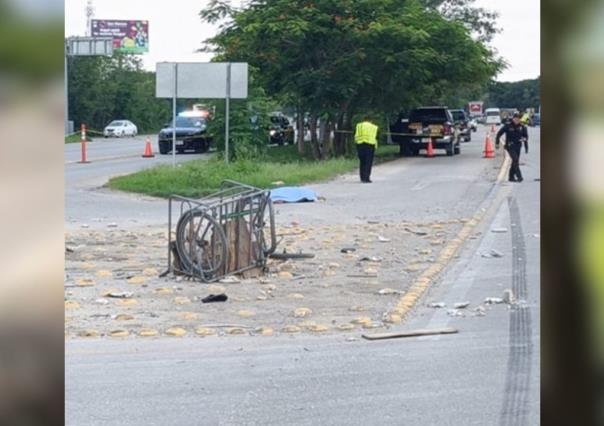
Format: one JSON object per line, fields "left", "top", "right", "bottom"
{"left": 517, "top": 177, "right": 524, "bottom": 182}
{"left": 509, "top": 178, "right": 517, "bottom": 182}
{"left": 362, "top": 180, "right": 372, "bottom": 183}
{"left": 202, "top": 293, "right": 228, "bottom": 303}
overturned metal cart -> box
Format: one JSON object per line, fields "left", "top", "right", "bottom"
{"left": 165, "top": 180, "right": 277, "bottom": 282}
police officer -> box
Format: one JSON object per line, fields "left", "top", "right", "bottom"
{"left": 354, "top": 116, "right": 379, "bottom": 183}
{"left": 495, "top": 112, "right": 528, "bottom": 182}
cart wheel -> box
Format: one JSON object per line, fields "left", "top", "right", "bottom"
{"left": 175, "top": 209, "right": 227, "bottom": 280}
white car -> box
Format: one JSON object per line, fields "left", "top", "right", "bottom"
{"left": 104, "top": 120, "right": 138, "bottom": 138}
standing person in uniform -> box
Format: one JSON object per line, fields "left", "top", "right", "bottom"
{"left": 354, "top": 116, "right": 379, "bottom": 183}
{"left": 521, "top": 110, "right": 531, "bottom": 126}
{"left": 495, "top": 112, "right": 529, "bottom": 182}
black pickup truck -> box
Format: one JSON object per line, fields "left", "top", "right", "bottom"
{"left": 390, "top": 106, "right": 460, "bottom": 157}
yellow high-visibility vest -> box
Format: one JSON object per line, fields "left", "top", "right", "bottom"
{"left": 355, "top": 121, "right": 379, "bottom": 146}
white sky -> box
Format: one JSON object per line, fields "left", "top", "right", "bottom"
{"left": 64, "top": 0, "right": 540, "bottom": 82}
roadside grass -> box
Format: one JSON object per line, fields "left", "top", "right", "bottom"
{"left": 108, "top": 143, "right": 401, "bottom": 198}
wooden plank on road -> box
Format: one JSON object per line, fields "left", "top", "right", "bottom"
{"left": 362, "top": 327, "right": 458, "bottom": 341}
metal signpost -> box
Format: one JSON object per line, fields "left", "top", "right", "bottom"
{"left": 225, "top": 63, "right": 231, "bottom": 164}
{"left": 172, "top": 64, "right": 178, "bottom": 168}
{"left": 156, "top": 62, "right": 248, "bottom": 166}
{"left": 65, "top": 36, "right": 113, "bottom": 134}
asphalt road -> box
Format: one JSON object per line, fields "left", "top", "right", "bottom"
{"left": 65, "top": 135, "right": 209, "bottom": 229}
{"left": 65, "top": 126, "right": 540, "bottom": 425}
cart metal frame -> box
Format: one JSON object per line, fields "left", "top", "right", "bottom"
{"left": 166, "top": 180, "right": 277, "bottom": 282}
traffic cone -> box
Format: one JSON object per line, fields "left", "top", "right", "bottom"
{"left": 142, "top": 138, "right": 155, "bottom": 158}
{"left": 426, "top": 137, "right": 435, "bottom": 158}
{"left": 483, "top": 134, "right": 495, "bottom": 158}
{"left": 491, "top": 124, "right": 496, "bottom": 133}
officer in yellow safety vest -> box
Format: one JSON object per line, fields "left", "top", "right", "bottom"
{"left": 355, "top": 117, "right": 379, "bottom": 183}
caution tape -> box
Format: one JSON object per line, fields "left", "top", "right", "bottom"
{"left": 87, "top": 129, "right": 105, "bottom": 136}
{"left": 333, "top": 130, "right": 446, "bottom": 137}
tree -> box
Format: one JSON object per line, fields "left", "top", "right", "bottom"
{"left": 485, "top": 77, "right": 541, "bottom": 110}
{"left": 203, "top": 69, "right": 278, "bottom": 161}
{"left": 200, "top": 0, "right": 502, "bottom": 159}
{"left": 67, "top": 52, "right": 172, "bottom": 133}
{"left": 421, "top": 0, "right": 501, "bottom": 43}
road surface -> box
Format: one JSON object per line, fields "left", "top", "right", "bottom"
{"left": 65, "top": 135, "right": 209, "bottom": 229}
{"left": 65, "top": 126, "right": 540, "bottom": 425}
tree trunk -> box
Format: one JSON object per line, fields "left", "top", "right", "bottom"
{"left": 334, "top": 112, "right": 345, "bottom": 157}
{"left": 309, "top": 114, "right": 321, "bottom": 160}
{"left": 296, "top": 108, "right": 305, "bottom": 155}
{"left": 343, "top": 109, "right": 354, "bottom": 157}
{"left": 321, "top": 119, "right": 333, "bottom": 160}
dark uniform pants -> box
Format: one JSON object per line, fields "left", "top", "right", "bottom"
{"left": 357, "top": 143, "right": 375, "bottom": 182}
{"left": 506, "top": 143, "right": 523, "bottom": 181}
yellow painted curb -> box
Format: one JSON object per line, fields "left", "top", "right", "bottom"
{"left": 389, "top": 153, "right": 509, "bottom": 322}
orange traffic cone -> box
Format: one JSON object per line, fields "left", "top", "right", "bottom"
{"left": 426, "top": 137, "right": 435, "bottom": 158}
{"left": 483, "top": 134, "right": 495, "bottom": 158}
{"left": 491, "top": 124, "right": 496, "bottom": 133}
{"left": 142, "top": 138, "right": 155, "bottom": 158}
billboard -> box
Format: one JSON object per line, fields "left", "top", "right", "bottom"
{"left": 90, "top": 20, "right": 149, "bottom": 54}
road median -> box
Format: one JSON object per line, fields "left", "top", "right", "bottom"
{"left": 107, "top": 145, "right": 401, "bottom": 198}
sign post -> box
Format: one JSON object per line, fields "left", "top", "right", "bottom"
{"left": 172, "top": 63, "right": 178, "bottom": 168}
{"left": 225, "top": 63, "right": 231, "bottom": 165}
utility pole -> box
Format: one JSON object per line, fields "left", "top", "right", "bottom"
{"left": 85, "top": 0, "right": 95, "bottom": 36}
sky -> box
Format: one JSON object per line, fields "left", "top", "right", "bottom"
{"left": 64, "top": 0, "right": 540, "bottom": 82}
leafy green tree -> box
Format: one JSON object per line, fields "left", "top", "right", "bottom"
{"left": 67, "top": 52, "right": 172, "bottom": 134}
{"left": 203, "top": 72, "right": 278, "bottom": 161}
{"left": 486, "top": 77, "right": 541, "bottom": 111}
{"left": 200, "top": 0, "right": 502, "bottom": 159}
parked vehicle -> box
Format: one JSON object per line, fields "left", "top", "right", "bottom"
{"left": 104, "top": 120, "right": 137, "bottom": 138}
{"left": 390, "top": 106, "right": 460, "bottom": 157}
{"left": 158, "top": 112, "right": 212, "bottom": 154}
{"left": 449, "top": 109, "right": 472, "bottom": 142}
{"left": 468, "top": 118, "right": 478, "bottom": 132}
{"left": 485, "top": 108, "right": 502, "bottom": 125}
{"left": 268, "top": 112, "right": 294, "bottom": 145}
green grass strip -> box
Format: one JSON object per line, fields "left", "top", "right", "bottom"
{"left": 108, "top": 144, "right": 401, "bottom": 198}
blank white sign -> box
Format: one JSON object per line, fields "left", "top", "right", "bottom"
{"left": 156, "top": 62, "right": 248, "bottom": 99}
